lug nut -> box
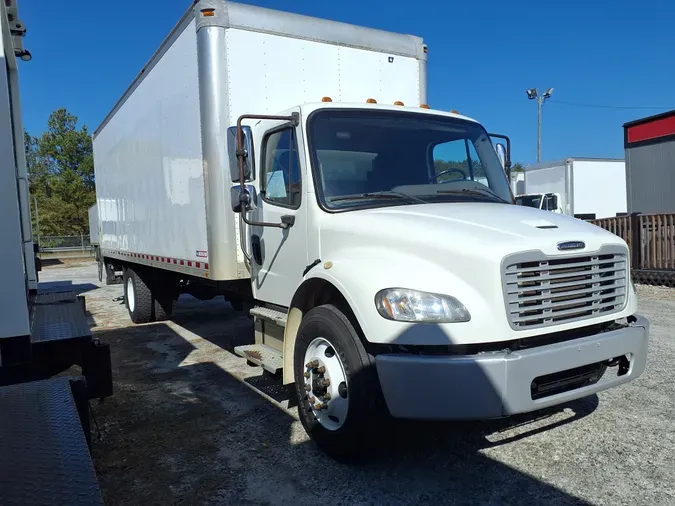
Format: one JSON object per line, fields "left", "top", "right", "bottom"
{"left": 304, "top": 384, "right": 311, "bottom": 392}
{"left": 303, "top": 372, "right": 310, "bottom": 379}
{"left": 321, "top": 378, "right": 331, "bottom": 387}
{"left": 308, "top": 396, "right": 316, "bottom": 404}
{"left": 323, "top": 393, "right": 332, "bottom": 401}
{"left": 306, "top": 360, "right": 319, "bottom": 368}
{"left": 316, "top": 366, "right": 326, "bottom": 374}
{"left": 315, "top": 402, "right": 327, "bottom": 410}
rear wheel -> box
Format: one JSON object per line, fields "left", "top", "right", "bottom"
{"left": 294, "top": 304, "right": 385, "bottom": 462}
{"left": 123, "top": 267, "right": 153, "bottom": 324}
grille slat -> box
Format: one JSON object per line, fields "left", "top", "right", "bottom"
{"left": 507, "top": 272, "right": 626, "bottom": 294}
{"left": 509, "top": 290, "right": 627, "bottom": 314}
{"left": 502, "top": 250, "right": 628, "bottom": 330}
{"left": 508, "top": 280, "right": 627, "bottom": 304}
{"left": 507, "top": 256, "right": 618, "bottom": 274}
{"left": 505, "top": 265, "right": 625, "bottom": 284}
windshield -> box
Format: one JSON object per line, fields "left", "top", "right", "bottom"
{"left": 516, "top": 195, "right": 542, "bottom": 208}
{"left": 307, "top": 109, "right": 514, "bottom": 210}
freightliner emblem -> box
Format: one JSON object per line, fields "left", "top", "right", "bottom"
{"left": 557, "top": 241, "right": 586, "bottom": 251}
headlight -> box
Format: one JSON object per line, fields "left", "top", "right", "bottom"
{"left": 375, "top": 288, "right": 470, "bottom": 323}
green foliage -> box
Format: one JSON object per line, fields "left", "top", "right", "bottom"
{"left": 511, "top": 162, "right": 525, "bottom": 172}
{"left": 26, "top": 108, "right": 95, "bottom": 237}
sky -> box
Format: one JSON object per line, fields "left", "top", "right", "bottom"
{"left": 16, "top": 0, "right": 675, "bottom": 165}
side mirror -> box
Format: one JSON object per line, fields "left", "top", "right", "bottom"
{"left": 230, "top": 185, "right": 258, "bottom": 213}
{"left": 496, "top": 143, "right": 507, "bottom": 170}
{"left": 488, "top": 133, "right": 511, "bottom": 179}
{"left": 227, "top": 125, "right": 254, "bottom": 182}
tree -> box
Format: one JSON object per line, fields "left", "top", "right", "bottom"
{"left": 26, "top": 108, "right": 95, "bottom": 238}
{"left": 511, "top": 162, "right": 525, "bottom": 172}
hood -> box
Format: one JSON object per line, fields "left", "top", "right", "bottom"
{"left": 318, "top": 202, "right": 625, "bottom": 261}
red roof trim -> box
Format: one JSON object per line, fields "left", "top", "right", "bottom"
{"left": 626, "top": 114, "right": 675, "bottom": 145}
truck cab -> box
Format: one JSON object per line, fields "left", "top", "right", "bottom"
{"left": 230, "top": 101, "right": 649, "bottom": 459}
{"left": 516, "top": 192, "right": 563, "bottom": 213}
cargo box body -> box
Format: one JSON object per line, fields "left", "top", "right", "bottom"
{"left": 522, "top": 158, "right": 627, "bottom": 219}
{"left": 93, "top": 1, "right": 427, "bottom": 281}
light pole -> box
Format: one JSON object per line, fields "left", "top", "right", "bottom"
{"left": 526, "top": 87, "right": 554, "bottom": 163}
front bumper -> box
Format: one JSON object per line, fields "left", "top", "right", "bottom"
{"left": 375, "top": 315, "right": 649, "bottom": 420}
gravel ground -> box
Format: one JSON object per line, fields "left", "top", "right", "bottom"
{"left": 40, "top": 259, "right": 675, "bottom": 506}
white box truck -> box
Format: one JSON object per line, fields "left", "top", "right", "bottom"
{"left": 93, "top": 0, "right": 649, "bottom": 461}
{"left": 517, "top": 158, "right": 627, "bottom": 219}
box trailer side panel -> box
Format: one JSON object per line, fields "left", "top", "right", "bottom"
{"left": 572, "top": 160, "right": 627, "bottom": 219}
{"left": 0, "top": 31, "right": 30, "bottom": 338}
{"left": 225, "top": 28, "right": 422, "bottom": 121}
{"left": 93, "top": 19, "right": 207, "bottom": 267}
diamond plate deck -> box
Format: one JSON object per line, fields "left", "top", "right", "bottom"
{"left": 0, "top": 377, "right": 103, "bottom": 505}
{"left": 30, "top": 291, "right": 90, "bottom": 344}
{"left": 234, "top": 344, "right": 283, "bottom": 374}
{"left": 250, "top": 306, "right": 288, "bottom": 327}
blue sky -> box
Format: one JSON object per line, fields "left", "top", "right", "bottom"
{"left": 17, "top": 0, "right": 675, "bottom": 164}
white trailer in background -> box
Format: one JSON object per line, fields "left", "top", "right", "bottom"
{"left": 517, "top": 158, "right": 627, "bottom": 219}
{"left": 93, "top": 0, "right": 648, "bottom": 461}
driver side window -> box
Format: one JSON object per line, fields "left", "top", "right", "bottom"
{"left": 432, "top": 140, "right": 470, "bottom": 182}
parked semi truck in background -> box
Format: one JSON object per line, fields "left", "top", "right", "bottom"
{"left": 92, "top": 0, "right": 649, "bottom": 460}
{"left": 516, "top": 158, "right": 627, "bottom": 219}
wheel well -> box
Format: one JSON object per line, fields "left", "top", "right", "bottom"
{"left": 292, "top": 279, "right": 363, "bottom": 334}
{"left": 282, "top": 278, "right": 367, "bottom": 385}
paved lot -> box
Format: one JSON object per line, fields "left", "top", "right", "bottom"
{"left": 40, "top": 259, "right": 675, "bottom": 506}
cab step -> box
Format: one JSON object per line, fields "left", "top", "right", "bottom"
{"left": 234, "top": 344, "right": 283, "bottom": 375}
{"left": 249, "top": 306, "right": 287, "bottom": 327}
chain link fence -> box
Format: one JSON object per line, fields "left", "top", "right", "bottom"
{"left": 38, "top": 234, "right": 93, "bottom": 254}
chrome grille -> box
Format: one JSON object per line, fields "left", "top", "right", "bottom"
{"left": 503, "top": 248, "right": 628, "bottom": 330}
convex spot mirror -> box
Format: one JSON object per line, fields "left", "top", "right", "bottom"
{"left": 227, "top": 125, "right": 254, "bottom": 183}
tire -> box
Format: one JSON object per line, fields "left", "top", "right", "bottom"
{"left": 294, "top": 304, "right": 385, "bottom": 463}
{"left": 123, "top": 267, "right": 153, "bottom": 324}
{"left": 153, "top": 292, "right": 174, "bottom": 321}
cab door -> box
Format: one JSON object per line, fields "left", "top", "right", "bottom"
{"left": 249, "top": 114, "right": 309, "bottom": 306}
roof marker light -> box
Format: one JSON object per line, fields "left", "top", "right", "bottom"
{"left": 321, "top": 96, "right": 332, "bottom": 102}
{"left": 366, "top": 98, "right": 377, "bottom": 104}
{"left": 394, "top": 101, "right": 404, "bottom": 106}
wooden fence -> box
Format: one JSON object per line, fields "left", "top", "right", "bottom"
{"left": 589, "top": 213, "right": 675, "bottom": 286}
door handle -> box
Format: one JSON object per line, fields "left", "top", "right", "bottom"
{"left": 281, "top": 215, "right": 295, "bottom": 228}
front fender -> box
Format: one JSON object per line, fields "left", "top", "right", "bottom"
{"left": 303, "top": 248, "right": 494, "bottom": 346}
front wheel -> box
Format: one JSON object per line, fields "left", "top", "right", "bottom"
{"left": 294, "top": 304, "right": 385, "bottom": 462}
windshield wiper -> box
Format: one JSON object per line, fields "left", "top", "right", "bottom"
{"left": 329, "top": 190, "right": 427, "bottom": 204}
{"left": 436, "top": 187, "right": 508, "bottom": 203}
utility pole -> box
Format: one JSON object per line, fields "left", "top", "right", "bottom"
{"left": 526, "top": 88, "right": 554, "bottom": 163}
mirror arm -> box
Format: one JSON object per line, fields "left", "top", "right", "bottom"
{"left": 236, "top": 113, "right": 300, "bottom": 229}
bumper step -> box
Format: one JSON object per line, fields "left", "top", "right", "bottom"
{"left": 234, "top": 344, "right": 283, "bottom": 374}
{"left": 250, "top": 306, "right": 287, "bottom": 327}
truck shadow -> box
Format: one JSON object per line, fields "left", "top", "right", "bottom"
{"left": 38, "top": 280, "right": 99, "bottom": 295}
{"left": 90, "top": 313, "right": 598, "bottom": 505}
